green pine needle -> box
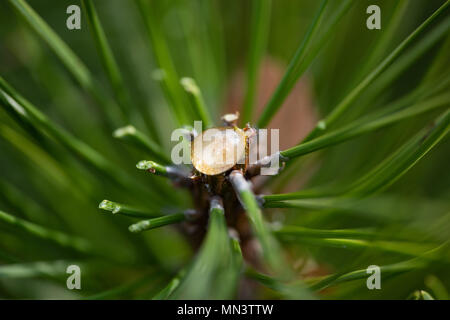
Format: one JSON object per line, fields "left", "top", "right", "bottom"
{"left": 0, "top": 209, "right": 92, "bottom": 254}
{"left": 99, "top": 200, "right": 163, "bottom": 219}
{"left": 113, "top": 125, "right": 170, "bottom": 163}
{"left": 128, "top": 213, "right": 187, "bottom": 233}
{"left": 257, "top": 0, "right": 329, "bottom": 128}
{"left": 242, "top": 0, "right": 272, "bottom": 125}
{"left": 180, "top": 77, "right": 213, "bottom": 128}
{"left": 304, "top": 0, "right": 450, "bottom": 140}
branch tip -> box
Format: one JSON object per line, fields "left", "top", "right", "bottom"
{"left": 113, "top": 125, "right": 136, "bottom": 138}
{"left": 98, "top": 200, "right": 121, "bottom": 214}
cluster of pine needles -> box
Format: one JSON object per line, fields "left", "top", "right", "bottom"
{"left": 0, "top": 0, "right": 449, "bottom": 299}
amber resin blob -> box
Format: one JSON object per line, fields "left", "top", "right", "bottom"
{"left": 191, "top": 127, "right": 247, "bottom": 175}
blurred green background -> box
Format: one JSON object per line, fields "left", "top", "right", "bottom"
{"left": 0, "top": 0, "right": 449, "bottom": 299}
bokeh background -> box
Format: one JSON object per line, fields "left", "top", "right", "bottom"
{"left": 0, "top": 0, "right": 449, "bottom": 299}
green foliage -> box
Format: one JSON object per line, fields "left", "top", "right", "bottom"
{"left": 257, "top": 0, "right": 330, "bottom": 128}
{"left": 168, "top": 199, "right": 242, "bottom": 299}
{"left": 242, "top": 0, "right": 272, "bottom": 125}
{"left": 0, "top": 0, "right": 448, "bottom": 300}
